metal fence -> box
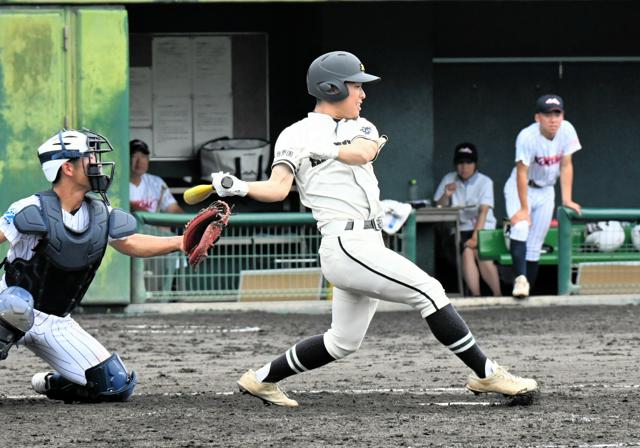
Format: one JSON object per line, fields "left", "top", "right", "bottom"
{"left": 557, "top": 207, "right": 640, "bottom": 295}
{"left": 132, "top": 211, "right": 416, "bottom": 303}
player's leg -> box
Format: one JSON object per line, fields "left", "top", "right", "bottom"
{"left": 525, "top": 188, "right": 555, "bottom": 291}
{"left": 462, "top": 246, "right": 481, "bottom": 296}
{"left": 238, "top": 288, "right": 377, "bottom": 407}
{"left": 323, "top": 231, "right": 537, "bottom": 396}
{"left": 504, "top": 179, "right": 530, "bottom": 297}
{"left": 22, "top": 313, "right": 136, "bottom": 403}
{"left": 476, "top": 253, "right": 502, "bottom": 297}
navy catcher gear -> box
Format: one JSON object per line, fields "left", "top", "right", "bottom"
{"left": 40, "top": 353, "right": 137, "bottom": 403}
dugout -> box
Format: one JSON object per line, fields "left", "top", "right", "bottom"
{"left": 1, "top": 1, "right": 639, "bottom": 303}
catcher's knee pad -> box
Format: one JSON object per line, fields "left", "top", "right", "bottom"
{"left": 323, "top": 329, "right": 364, "bottom": 360}
{"left": 46, "top": 353, "right": 137, "bottom": 403}
{"left": 510, "top": 220, "right": 529, "bottom": 242}
{"left": 0, "top": 286, "right": 34, "bottom": 361}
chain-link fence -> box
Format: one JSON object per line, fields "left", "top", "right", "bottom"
{"left": 132, "top": 212, "right": 416, "bottom": 303}
{"left": 558, "top": 207, "right": 640, "bottom": 294}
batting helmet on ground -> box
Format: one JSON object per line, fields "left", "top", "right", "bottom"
{"left": 307, "top": 51, "right": 380, "bottom": 102}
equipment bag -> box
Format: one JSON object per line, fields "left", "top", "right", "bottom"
{"left": 198, "top": 137, "right": 270, "bottom": 182}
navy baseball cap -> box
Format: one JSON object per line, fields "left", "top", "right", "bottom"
{"left": 536, "top": 94, "right": 564, "bottom": 113}
{"left": 454, "top": 142, "right": 478, "bottom": 164}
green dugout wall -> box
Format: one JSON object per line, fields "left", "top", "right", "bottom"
{"left": 0, "top": 6, "right": 130, "bottom": 304}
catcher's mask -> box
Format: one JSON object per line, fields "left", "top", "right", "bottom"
{"left": 306, "top": 51, "right": 380, "bottom": 103}
{"left": 37, "top": 128, "right": 116, "bottom": 204}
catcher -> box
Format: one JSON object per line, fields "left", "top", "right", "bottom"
{"left": 0, "top": 128, "right": 228, "bottom": 403}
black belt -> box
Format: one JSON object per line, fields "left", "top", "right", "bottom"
{"left": 344, "top": 218, "right": 382, "bottom": 231}
{"left": 528, "top": 180, "right": 544, "bottom": 189}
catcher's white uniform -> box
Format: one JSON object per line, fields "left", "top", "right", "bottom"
{"left": 272, "top": 112, "right": 450, "bottom": 358}
{"left": 1, "top": 196, "right": 114, "bottom": 385}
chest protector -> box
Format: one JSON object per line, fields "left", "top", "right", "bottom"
{"left": 3, "top": 190, "right": 136, "bottom": 317}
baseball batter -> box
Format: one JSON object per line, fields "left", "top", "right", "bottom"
{"left": 209, "top": 51, "right": 538, "bottom": 407}
{"left": 0, "top": 129, "right": 184, "bottom": 403}
{"left": 504, "top": 94, "right": 582, "bottom": 298}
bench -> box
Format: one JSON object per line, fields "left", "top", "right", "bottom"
{"left": 478, "top": 226, "right": 640, "bottom": 265}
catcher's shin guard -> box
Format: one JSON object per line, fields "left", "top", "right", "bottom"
{"left": 37, "top": 353, "right": 137, "bottom": 403}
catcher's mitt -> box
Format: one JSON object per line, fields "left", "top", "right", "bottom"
{"left": 183, "top": 200, "right": 231, "bottom": 267}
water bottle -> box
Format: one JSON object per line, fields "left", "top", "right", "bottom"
{"left": 408, "top": 178, "right": 418, "bottom": 202}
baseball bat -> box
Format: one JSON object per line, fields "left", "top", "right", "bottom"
{"left": 183, "top": 176, "right": 234, "bottom": 205}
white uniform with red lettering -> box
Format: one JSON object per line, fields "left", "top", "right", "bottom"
{"left": 503, "top": 120, "right": 581, "bottom": 261}
{"left": 1, "top": 196, "right": 114, "bottom": 385}
{"left": 273, "top": 112, "right": 450, "bottom": 358}
{"left": 129, "top": 173, "right": 178, "bottom": 212}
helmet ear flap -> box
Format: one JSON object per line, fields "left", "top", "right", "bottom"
{"left": 317, "top": 81, "right": 349, "bottom": 102}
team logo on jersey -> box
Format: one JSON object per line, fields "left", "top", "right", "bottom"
{"left": 360, "top": 126, "right": 372, "bottom": 135}
{"left": 534, "top": 154, "right": 563, "bottom": 166}
{"left": 2, "top": 208, "right": 16, "bottom": 225}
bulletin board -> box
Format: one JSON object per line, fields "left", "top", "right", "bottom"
{"left": 129, "top": 33, "right": 268, "bottom": 160}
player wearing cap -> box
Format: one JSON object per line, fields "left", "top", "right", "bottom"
{"left": 504, "top": 95, "right": 582, "bottom": 298}
{"left": 209, "top": 51, "right": 538, "bottom": 407}
{"left": 435, "top": 143, "right": 501, "bottom": 297}
{"left": 129, "top": 139, "right": 183, "bottom": 214}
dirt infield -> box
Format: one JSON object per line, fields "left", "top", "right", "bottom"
{"left": 1, "top": 304, "right": 639, "bottom": 447}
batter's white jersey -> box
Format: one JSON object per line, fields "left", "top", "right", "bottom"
{"left": 271, "top": 112, "right": 450, "bottom": 356}
{"left": 434, "top": 171, "right": 497, "bottom": 231}
{"left": 1, "top": 195, "right": 115, "bottom": 385}
{"left": 504, "top": 120, "right": 582, "bottom": 261}
{"left": 272, "top": 112, "right": 383, "bottom": 231}
{"left": 130, "top": 173, "right": 177, "bottom": 212}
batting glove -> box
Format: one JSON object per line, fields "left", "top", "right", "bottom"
{"left": 211, "top": 171, "right": 249, "bottom": 197}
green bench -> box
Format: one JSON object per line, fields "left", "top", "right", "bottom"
{"left": 478, "top": 226, "right": 640, "bottom": 265}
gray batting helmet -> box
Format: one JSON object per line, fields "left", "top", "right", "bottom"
{"left": 307, "top": 51, "right": 380, "bottom": 102}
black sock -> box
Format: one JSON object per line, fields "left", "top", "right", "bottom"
{"left": 262, "top": 334, "right": 336, "bottom": 383}
{"left": 526, "top": 261, "right": 539, "bottom": 288}
{"left": 426, "top": 304, "right": 488, "bottom": 378}
{"left": 510, "top": 239, "right": 527, "bottom": 278}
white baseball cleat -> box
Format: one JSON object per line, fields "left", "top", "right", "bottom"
{"left": 512, "top": 275, "right": 530, "bottom": 299}
{"left": 466, "top": 365, "right": 538, "bottom": 396}
{"left": 237, "top": 369, "right": 299, "bottom": 408}
{"left": 31, "top": 371, "right": 53, "bottom": 394}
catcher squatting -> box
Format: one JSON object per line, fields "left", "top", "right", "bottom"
{"left": 210, "top": 51, "right": 539, "bottom": 407}
{"left": 0, "top": 129, "right": 227, "bottom": 403}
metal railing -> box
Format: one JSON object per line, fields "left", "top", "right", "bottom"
{"left": 131, "top": 211, "right": 416, "bottom": 303}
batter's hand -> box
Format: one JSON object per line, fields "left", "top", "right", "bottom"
{"left": 211, "top": 172, "right": 249, "bottom": 197}
{"left": 563, "top": 200, "right": 582, "bottom": 215}
{"left": 510, "top": 207, "right": 531, "bottom": 226}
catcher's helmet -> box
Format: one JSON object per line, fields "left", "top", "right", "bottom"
{"left": 37, "top": 129, "right": 116, "bottom": 202}
{"left": 307, "top": 51, "right": 380, "bottom": 102}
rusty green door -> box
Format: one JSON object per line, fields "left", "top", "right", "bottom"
{"left": 0, "top": 6, "right": 130, "bottom": 305}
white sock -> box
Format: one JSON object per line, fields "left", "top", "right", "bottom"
{"left": 484, "top": 359, "right": 496, "bottom": 378}
{"left": 255, "top": 363, "right": 271, "bottom": 383}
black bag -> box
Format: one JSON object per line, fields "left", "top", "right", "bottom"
{"left": 198, "top": 137, "right": 270, "bottom": 181}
